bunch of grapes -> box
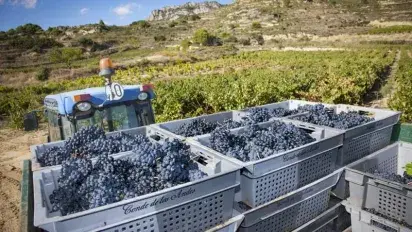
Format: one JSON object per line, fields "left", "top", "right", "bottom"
{"left": 37, "top": 126, "right": 150, "bottom": 167}
{"left": 174, "top": 118, "right": 246, "bottom": 137}
{"left": 210, "top": 120, "right": 315, "bottom": 162}
{"left": 241, "top": 108, "right": 300, "bottom": 125}
{"left": 48, "top": 139, "right": 208, "bottom": 216}
{"left": 293, "top": 104, "right": 374, "bottom": 129}
{"left": 371, "top": 170, "right": 412, "bottom": 185}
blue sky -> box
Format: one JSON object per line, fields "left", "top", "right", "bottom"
{"left": 0, "top": 0, "right": 233, "bottom": 31}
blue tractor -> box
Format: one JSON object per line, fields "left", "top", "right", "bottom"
{"left": 30, "top": 58, "right": 156, "bottom": 142}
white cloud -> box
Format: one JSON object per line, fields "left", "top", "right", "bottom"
{"left": 80, "top": 8, "right": 89, "bottom": 15}
{"left": 0, "top": 0, "right": 5, "bottom": 5}
{"left": 113, "top": 3, "right": 140, "bottom": 16}
{"left": 10, "top": 0, "right": 37, "bottom": 8}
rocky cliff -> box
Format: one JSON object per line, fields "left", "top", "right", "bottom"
{"left": 147, "top": 1, "right": 223, "bottom": 21}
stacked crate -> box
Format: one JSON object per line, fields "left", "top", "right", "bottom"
{"left": 31, "top": 100, "right": 401, "bottom": 231}
{"left": 153, "top": 100, "right": 400, "bottom": 232}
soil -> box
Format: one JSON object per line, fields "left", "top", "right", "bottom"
{"left": 0, "top": 126, "right": 47, "bottom": 232}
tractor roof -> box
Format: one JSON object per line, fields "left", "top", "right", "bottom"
{"left": 44, "top": 85, "right": 155, "bottom": 115}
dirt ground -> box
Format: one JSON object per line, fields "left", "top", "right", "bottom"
{"left": 0, "top": 126, "right": 47, "bottom": 232}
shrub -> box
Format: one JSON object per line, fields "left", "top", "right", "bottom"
{"left": 36, "top": 67, "right": 50, "bottom": 81}
{"left": 252, "top": 34, "right": 264, "bottom": 45}
{"left": 251, "top": 22, "right": 262, "bottom": 29}
{"left": 8, "top": 37, "right": 62, "bottom": 50}
{"left": 169, "top": 21, "right": 178, "bottom": 28}
{"left": 181, "top": 39, "right": 191, "bottom": 50}
{"left": 189, "top": 15, "right": 201, "bottom": 21}
{"left": 98, "top": 20, "right": 109, "bottom": 32}
{"left": 192, "top": 29, "right": 221, "bottom": 46}
{"left": 239, "top": 38, "right": 251, "bottom": 46}
{"left": 130, "top": 20, "right": 151, "bottom": 29}
{"left": 78, "top": 37, "right": 95, "bottom": 47}
{"left": 367, "top": 25, "right": 412, "bottom": 34}
{"left": 48, "top": 47, "right": 83, "bottom": 67}
{"left": 15, "top": 23, "right": 43, "bottom": 35}
{"left": 154, "top": 35, "right": 167, "bottom": 42}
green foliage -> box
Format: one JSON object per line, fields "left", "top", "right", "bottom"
{"left": 189, "top": 14, "right": 201, "bottom": 21}
{"left": 48, "top": 47, "right": 83, "bottom": 67}
{"left": 78, "top": 37, "right": 95, "bottom": 47}
{"left": 47, "top": 27, "right": 63, "bottom": 36}
{"left": 220, "top": 32, "right": 238, "bottom": 43}
{"left": 368, "top": 26, "right": 412, "bottom": 35}
{"left": 1, "top": 49, "right": 401, "bottom": 129}
{"left": 36, "top": 67, "right": 50, "bottom": 81}
{"left": 180, "top": 39, "right": 191, "bottom": 50}
{"left": 389, "top": 49, "right": 412, "bottom": 122}
{"left": 15, "top": 23, "right": 43, "bottom": 35}
{"left": 192, "top": 29, "right": 220, "bottom": 46}
{"left": 251, "top": 22, "right": 262, "bottom": 29}
{"left": 98, "top": 20, "right": 109, "bottom": 32}
{"left": 405, "top": 163, "right": 412, "bottom": 176}
{"left": 154, "top": 35, "right": 167, "bottom": 42}
{"left": 8, "top": 36, "right": 62, "bottom": 50}
{"left": 169, "top": 21, "right": 178, "bottom": 28}
{"left": 130, "top": 20, "right": 151, "bottom": 29}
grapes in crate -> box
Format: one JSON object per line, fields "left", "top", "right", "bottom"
{"left": 241, "top": 107, "right": 299, "bottom": 124}
{"left": 49, "top": 139, "right": 207, "bottom": 216}
{"left": 209, "top": 120, "right": 315, "bottom": 162}
{"left": 37, "top": 126, "right": 150, "bottom": 167}
{"left": 293, "top": 104, "right": 374, "bottom": 129}
{"left": 174, "top": 118, "right": 244, "bottom": 137}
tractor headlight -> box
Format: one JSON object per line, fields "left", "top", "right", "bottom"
{"left": 76, "top": 102, "right": 92, "bottom": 112}
{"left": 138, "top": 92, "right": 148, "bottom": 101}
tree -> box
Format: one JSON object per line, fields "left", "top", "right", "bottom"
{"left": 154, "top": 35, "right": 166, "bottom": 42}
{"left": 36, "top": 67, "right": 50, "bottom": 81}
{"left": 15, "top": 23, "right": 43, "bottom": 35}
{"left": 251, "top": 22, "right": 262, "bottom": 29}
{"left": 49, "top": 48, "right": 83, "bottom": 67}
{"left": 98, "top": 20, "right": 109, "bottom": 32}
{"left": 193, "top": 29, "right": 211, "bottom": 46}
{"left": 180, "top": 39, "right": 191, "bottom": 50}
{"left": 130, "top": 20, "right": 151, "bottom": 29}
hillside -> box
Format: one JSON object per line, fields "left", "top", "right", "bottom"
{"left": 0, "top": 0, "right": 412, "bottom": 87}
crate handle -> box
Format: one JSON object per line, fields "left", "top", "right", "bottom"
{"left": 373, "top": 179, "right": 404, "bottom": 191}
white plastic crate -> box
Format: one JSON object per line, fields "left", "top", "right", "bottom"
{"left": 237, "top": 169, "right": 343, "bottom": 232}
{"left": 30, "top": 126, "right": 177, "bottom": 171}
{"left": 345, "top": 142, "right": 412, "bottom": 227}
{"left": 189, "top": 119, "right": 344, "bottom": 207}
{"left": 282, "top": 100, "right": 400, "bottom": 166}
{"left": 33, "top": 141, "right": 241, "bottom": 232}
{"left": 208, "top": 198, "right": 350, "bottom": 232}
{"left": 153, "top": 111, "right": 246, "bottom": 140}
{"left": 292, "top": 199, "right": 350, "bottom": 232}
{"left": 343, "top": 201, "right": 412, "bottom": 232}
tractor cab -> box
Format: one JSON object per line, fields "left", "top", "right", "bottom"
{"left": 39, "top": 57, "right": 156, "bottom": 142}
{"left": 44, "top": 84, "right": 155, "bottom": 142}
